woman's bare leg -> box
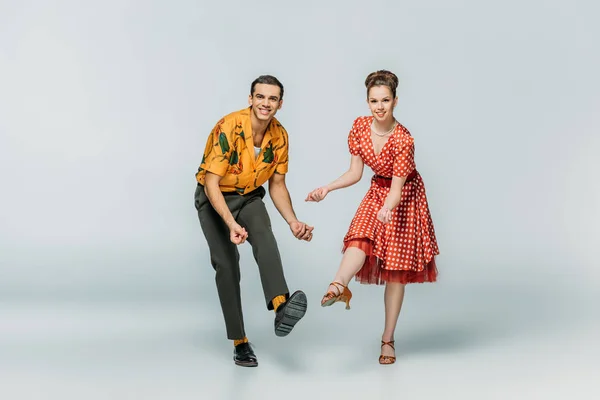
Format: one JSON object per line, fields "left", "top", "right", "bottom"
{"left": 381, "top": 282, "right": 406, "bottom": 359}
{"left": 322, "top": 247, "right": 366, "bottom": 297}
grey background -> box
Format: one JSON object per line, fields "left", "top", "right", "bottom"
{"left": 1, "top": 0, "right": 599, "bottom": 399}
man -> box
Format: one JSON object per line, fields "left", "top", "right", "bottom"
{"left": 194, "top": 75, "right": 313, "bottom": 367}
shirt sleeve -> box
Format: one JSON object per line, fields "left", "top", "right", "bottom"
{"left": 347, "top": 118, "right": 361, "bottom": 156}
{"left": 275, "top": 129, "right": 289, "bottom": 174}
{"left": 393, "top": 135, "right": 416, "bottom": 178}
{"left": 201, "top": 117, "right": 234, "bottom": 177}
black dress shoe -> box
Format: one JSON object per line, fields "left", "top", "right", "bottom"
{"left": 274, "top": 290, "right": 307, "bottom": 337}
{"left": 233, "top": 342, "right": 258, "bottom": 367}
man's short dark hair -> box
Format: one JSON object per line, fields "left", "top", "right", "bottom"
{"left": 250, "top": 75, "right": 284, "bottom": 100}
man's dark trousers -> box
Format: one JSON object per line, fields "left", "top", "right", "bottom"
{"left": 194, "top": 184, "right": 290, "bottom": 340}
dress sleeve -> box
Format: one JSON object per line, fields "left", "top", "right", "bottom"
{"left": 393, "top": 135, "right": 416, "bottom": 178}
{"left": 201, "top": 117, "right": 234, "bottom": 177}
{"left": 347, "top": 118, "right": 361, "bottom": 156}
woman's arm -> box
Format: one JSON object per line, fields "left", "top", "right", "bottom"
{"left": 383, "top": 175, "right": 407, "bottom": 210}
{"left": 324, "top": 155, "right": 364, "bottom": 192}
{"left": 305, "top": 155, "right": 364, "bottom": 202}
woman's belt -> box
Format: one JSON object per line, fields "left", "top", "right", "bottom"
{"left": 372, "top": 170, "right": 417, "bottom": 188}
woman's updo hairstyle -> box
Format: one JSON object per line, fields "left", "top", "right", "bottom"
{"left": 365, "top": 70, "right": 399, "bottom": 98}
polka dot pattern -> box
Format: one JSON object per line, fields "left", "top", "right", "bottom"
{"left": 343, "top": 116, "right": 439, "bottom": 277}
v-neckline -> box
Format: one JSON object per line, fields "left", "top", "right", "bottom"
{"left": 243, "top": 115, "right": 272, "bottom": 169}
{"left": 369, "top": 118, "right": 396, "bottom": 157}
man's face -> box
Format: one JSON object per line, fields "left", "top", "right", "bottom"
{"left": 248, "top": 83, "right": 283, "bottom": 122}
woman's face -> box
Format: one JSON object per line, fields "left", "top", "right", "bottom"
{"left": 367, "top": 85, "right": 397, "bottom": 124}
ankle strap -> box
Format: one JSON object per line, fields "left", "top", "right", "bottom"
{"left": 381, "top": 340, "right": 395, "bottom": 349}
{"left": 330, "top": 281, "right": 346, "bottom": 289}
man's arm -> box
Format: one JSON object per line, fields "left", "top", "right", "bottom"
{"left": 198, "top": 116, "right": 248, "bottom": 244}
{"left": 204, "top": 172, "right": 236, "bottom": 228}
{"left": 204, "top": 172, "right": 248, "bottom": 244}
{"left": 269, "top": 172, "right": 313, "bottom": 241}
{"left": 268, "top": 172, "right": 298, "bottom": 225}
{"left": 200, "top": 116, "right": 237, "bottom": 227}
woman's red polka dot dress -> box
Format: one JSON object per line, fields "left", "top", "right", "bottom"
{"left": 343, "top": 116, "right": 440, "bottom": 285}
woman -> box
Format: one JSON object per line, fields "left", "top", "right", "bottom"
{"left": 305, "top": 70, "right": 439, "bottom": 365}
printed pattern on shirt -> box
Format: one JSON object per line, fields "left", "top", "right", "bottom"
{"left": 196, "top": 108, "right": 289, "bottom": 194}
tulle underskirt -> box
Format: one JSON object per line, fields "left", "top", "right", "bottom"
{"left": 343, "top": 238, "right": 438, "bottom": 285}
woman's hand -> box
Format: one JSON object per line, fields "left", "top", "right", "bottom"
{"left": 376, "top": 206, "right": 393, "bottom": 224}
{"left": 305, "top": 187, "right": 330, "bottom": 202}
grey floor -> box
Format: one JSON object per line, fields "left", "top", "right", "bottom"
{"left": 1, "top": 279, "right": 597, "bottom": 400}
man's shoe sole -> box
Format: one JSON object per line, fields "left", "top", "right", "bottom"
{"left": 275, "top": 290, "right": 307, "bottom": 337}
{"left": 234, "top": 359, "right": 258, "bottom": 367}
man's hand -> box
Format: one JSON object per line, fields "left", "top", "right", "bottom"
{"left": 228, "top": 221, "right": 248, "bottom": 245}
{"left": 305, "top": 187, "right": 330, "bottom": 202}
{"left": 289, "top": 220, "right": 314, "bottom": 242}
